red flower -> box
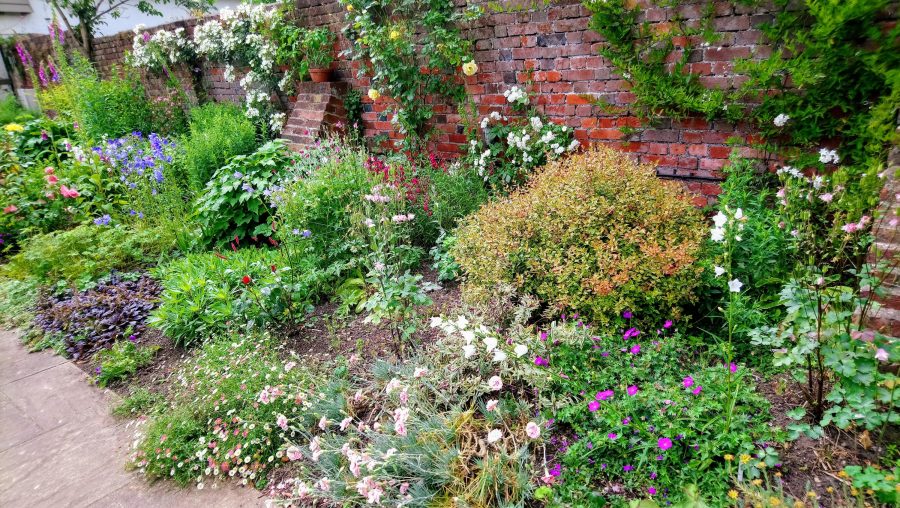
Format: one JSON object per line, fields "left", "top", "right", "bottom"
{"left": 270, "top": 264, "right": 277, "bottom": 273}
{"left": 242, "top": 275, "right": 252, "bottom": 284}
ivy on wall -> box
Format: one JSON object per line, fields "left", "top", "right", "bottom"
{"left": 583, "top": 0, "right": 899, "bottom": 178}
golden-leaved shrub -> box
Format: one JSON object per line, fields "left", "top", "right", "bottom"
{"left": 454, "top": 145, "right": 706, "bottom": 325}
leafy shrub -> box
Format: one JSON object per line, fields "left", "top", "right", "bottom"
{"left": 95, "top": 338, "right": 159, "bottom": 387}
{"left": 181, "top": 103, "right": 258, "bottom": 192}
{"left": 455, "top": 145, "right": 705, "bottom": 325}
{"left": 194, "top": 140, "right": 291, "bottom": 247}
{"left": 32, "top": 273, "right": 161, "bottom": 360}
{"left": 2, "top": 225, "right": 174, "bottom": 285}
{"left": 39, "top": 49, "right": 154, "bottom": 142}
{"left": 149, "top": 248, "right": 281, "bottom": 347}
{"left": 466, "top": 85, "right": 579, "bottom": 188}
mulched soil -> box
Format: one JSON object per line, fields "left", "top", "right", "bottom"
{"left": 758, "top": 374, "right": 897, "bottom": 504}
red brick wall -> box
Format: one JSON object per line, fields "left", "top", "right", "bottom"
{"left": 13, "top": 0, "right": 790, "bottom": 204}
{"left": 291, "top": 0, "right": 785, "bottom": 204}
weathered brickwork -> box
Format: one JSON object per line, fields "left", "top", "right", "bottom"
{"left": 290, "top": 0, "right": 782, "bottom": 204}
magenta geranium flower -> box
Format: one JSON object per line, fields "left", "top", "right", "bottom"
{"left": 627, "top": 385, "right": 638, "bottom": 396}
{"left": 623, "top": 464, "right": 634, "bottom": 472}
{"left": 630, "top": 344, "right": 641, "bottom": 354}
{"left": 664, "top": 320, "right": 673, "bottom": 329}
{"left": 623, "top": 327, "right": 640, "bottom": 340}
{"left": 608, "top": 432, "right": 617, "bottom": 440}
{"left": 682, "top": 376, "right": 694, "bottom": 388}
{"left": 596, "top": 389, "right": 614, "bottom": 401}
{"left": 534, "top": 356, "right": 549, "bottom": 367}
{"left": 657, "top": 437, "right": 672, "bottom": 451}
{"left": 692, "top": 385, "right": 703, "bottom": 395}
{"left": 648, "top": 487, "right": 657, "bottom": 495}
{"left": 588, "top": 400, "right": 600, "bottom": 412}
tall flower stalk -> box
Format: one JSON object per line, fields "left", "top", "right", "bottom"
{"left": 710, "top": 206, "right": 746, "bottom": 433}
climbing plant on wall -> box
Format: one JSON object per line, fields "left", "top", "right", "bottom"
{"left": 339, "top": 0, "right": 481, "bottom": 147}
{"left": 582, "top": 0, "right": 899, "bottom": 178}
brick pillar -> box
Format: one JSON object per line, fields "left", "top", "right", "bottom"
{"left": 281, "top": 82, "right": 349, "bottom": 150}
{"left": 866, "top": 147, "right": 900, "bottom": 337}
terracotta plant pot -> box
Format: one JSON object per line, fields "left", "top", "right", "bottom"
{"left": 309, "top": 68, "right": 331, "bottom": 83}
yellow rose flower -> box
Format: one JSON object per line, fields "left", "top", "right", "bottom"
{"left": 462, "top": 60, "right": 478, "bottom": 76}
{"left": 389, "top": 29, "right": 400, "bottom": 40}
{"left": 727, "top": 490, "right": 738, "bottom": 500}
{"left": 367, "top": 89, "right": 380, "bottom": 101}
{"left": 4, "top": 123, "right": 24, "bottom": 132}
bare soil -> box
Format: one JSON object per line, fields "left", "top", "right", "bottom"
{"left": 758, "top": 374, "right": 897, "bottom": 504}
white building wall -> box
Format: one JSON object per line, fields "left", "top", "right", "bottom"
{"left": 0, "top": 0, "right": 242, "bottom": 37}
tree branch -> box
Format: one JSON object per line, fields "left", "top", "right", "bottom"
{"left": 93, "top": 0, "right": 134, "bottom": 21}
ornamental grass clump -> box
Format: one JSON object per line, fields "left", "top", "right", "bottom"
{"left": 454, "top": 145, "right": 705, "bottom": 325}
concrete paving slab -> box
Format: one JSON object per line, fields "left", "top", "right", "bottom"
{"left": 0, "top": 330, "right": 265, "bottom": 507}
{"left": 0, "top": 391, "right": 45, "bottom": 453}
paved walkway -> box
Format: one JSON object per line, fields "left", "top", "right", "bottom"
{"left": 0, "top": 330, "right": 264, "bottom": 507}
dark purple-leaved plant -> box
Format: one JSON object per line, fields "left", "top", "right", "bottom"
{"left": 33, "top": 273, "right": 161, "bottom": 360}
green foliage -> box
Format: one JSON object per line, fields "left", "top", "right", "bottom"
{"left": 95, "top": 339, "right": 159, "bottom": 387}
{"left": 583, "top": 0, "right": 738, "bottom": 122}
{"left": 430, "top": 230, "right": 460, "bottom": 282}
{"left": 542, "top": 320, "right": 776, "bottom": 504}
{"left": 149, "top": 248, "right": 280, "bottom": 347}
{"left": 0, "top": 277, "right": 38, "bottom": 329}
{"left": 843, "top": 465, "right": 900, "bottom": 505}
{"left": 739, "top": 0, "right": 900, "bottom": 174}
{"left": 0, "top": 94, "right": 33, "bottom": 124}
{"left": 193, "top": 140, "right": 291, "bottom": 247}
{"left": 339, "top": 0, "right": 480, "bottom": 140}
{"left": 181, "top": 102, "right": 259, "bottom": 192}
{"left": 112, "top": 387, "right": 165, "bottom": 418}
{"left": 582, "top": 0, "right": 899, "bottom": 182}
{"left": 2, "top": 224, "right": 173, "bottom": 285}
{"left": 455, "top": 145, "right": 706, "bottom": 326}
{"left": 750, "top": 270, "right": 899, "bottom": 430}
{"left": 695, "top": 154, "right": 791, "bottom": 359}
{"left": 39, "top": 48, "right": 156, "bottom": 143}
{"left": 343, "top": 88, "right": 364, "bottom": 142}
{"left": 1, "top": 127, "right": 125, "bottom": 251}
{"left": 302, "top": 27, "right": 336, "bottom": 69}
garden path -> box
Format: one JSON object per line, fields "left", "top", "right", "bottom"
{"left": 0, "top": 330, "right": 264, "bottom": 508}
